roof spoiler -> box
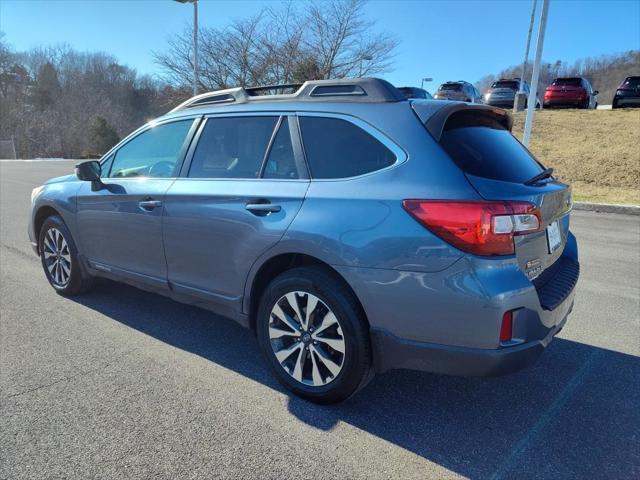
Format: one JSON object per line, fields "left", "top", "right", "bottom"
{"left": 411, "top": 102, "right": 513, "bottom": 141}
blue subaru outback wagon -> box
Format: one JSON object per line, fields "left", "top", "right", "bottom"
{"left": 28, "top": 78, "right": 579, "bottom": 403}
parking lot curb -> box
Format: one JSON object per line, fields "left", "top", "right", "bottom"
{"left": 574, "top": 201, "right": 640, "bottom": 216}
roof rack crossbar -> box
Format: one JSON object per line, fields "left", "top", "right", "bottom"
{"left": 168, "top": 77, "right": 405, "bottom": 113}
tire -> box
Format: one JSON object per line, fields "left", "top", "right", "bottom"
{"left": 38, "top": 215, "right": 94, "bottom": 296}
{"left": 256, "top": 266, "right": 372, "bottom": 404}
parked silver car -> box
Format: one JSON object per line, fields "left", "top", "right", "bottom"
{"left": 434, "top": 81, "right": 483, "bottom": 103}
{"left": 28, "top": 78, "right": 579, "bottom": 403}
{"left": 484, "top": 78, "right": 542, "bottom": 109}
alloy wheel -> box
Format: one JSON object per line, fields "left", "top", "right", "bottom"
{"left": 42, "top": 227, "right": 71, "bottom": 287}
{"left": 268, "top": 291, "right": 345, "bottom": 387}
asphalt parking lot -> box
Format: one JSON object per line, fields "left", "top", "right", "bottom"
{"left": 1, "top": 160, "right": 638, "bottom": 479}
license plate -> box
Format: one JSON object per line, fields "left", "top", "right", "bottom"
{"left": 546, "top": 220, "right": 562, "bottom": 253}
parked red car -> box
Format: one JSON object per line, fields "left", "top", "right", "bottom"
{"left": 543, "top": 77, "right": 598, "bottom": 109}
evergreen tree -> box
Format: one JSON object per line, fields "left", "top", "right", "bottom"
{"left": 87, "top": 116, "right": 119, "bottom": 156}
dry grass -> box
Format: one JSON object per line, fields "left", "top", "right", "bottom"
{"left": 511, "top": 109, "right": 640, "bottom": 204}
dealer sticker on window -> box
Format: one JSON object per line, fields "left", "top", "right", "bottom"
{"left": 547, "top": 220, "right": 562, "bottom": 253}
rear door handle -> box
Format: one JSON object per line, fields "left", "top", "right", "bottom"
{"left": 245, "top": 203, "right": 281, "bottom": 214}
{"left": 138, "top": 199, "right": 162, "bottom": 210}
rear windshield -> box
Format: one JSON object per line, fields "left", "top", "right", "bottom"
{"left": 398, "top": 87, "right": 427, "bottom": 99}
{"left": 439, "top": 111, "right": 544, "bottom": 183}
{"left": 621, "top": 77, "right": 640, "bottom": 88}
{"left": 552, "top": 78, "right": 582, "bottom": 87}
{"left": 492, "top": 81, "right": 519, "bottom": 90}
{"left": 440, "top": 83, "right": 462, "bottom": 91}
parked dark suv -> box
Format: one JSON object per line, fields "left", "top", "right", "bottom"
{"left": 543, "top": 77, "right": 598, "bottom": 109}
{"left": 434, "top": 81, "right": 483, "bottom": 103}
{"left": 612, "top": 76, "right": 640, "bottom": 108}
{"left": 28, "top": 78, "right": 578, "bottom": 403}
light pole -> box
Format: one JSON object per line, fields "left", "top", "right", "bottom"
{"left": 523, "top": 0, "right": 549, "bottom": 147}
{"left": 520, "top": 0, "right": 537, "bottom": 92}
{"left": 175, "top": 0, "right": 198, "bottom": 96}
{"left": 421, "top": 77, "right": 433, "bottom": 89}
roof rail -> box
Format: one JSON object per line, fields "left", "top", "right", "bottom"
{"left": 168, "top": 77, "right": 405, "bottom": 113}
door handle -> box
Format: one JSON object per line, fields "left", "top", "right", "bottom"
{"left": 138, "top": 199, "right": 162, "bottom": 210}
{"left": 245, "top": 203, "right": 281, "bottom": 214}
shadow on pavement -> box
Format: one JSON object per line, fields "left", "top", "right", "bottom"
{"left": 72, "top": 279, "right": 639, "bottom": 479}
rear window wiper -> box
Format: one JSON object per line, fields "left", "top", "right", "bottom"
{"left": 524, "top": 167, "right": 554, "bottom": 186}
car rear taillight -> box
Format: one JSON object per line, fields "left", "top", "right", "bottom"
{"left": 402, "top": 200, "right": 541, "bottom": 256}
{"left": 500, "top": 311, "right": 513, "bottom": 342}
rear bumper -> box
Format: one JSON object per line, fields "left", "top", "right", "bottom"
{"left": 371, "top": 304, "right": 570, "bottom": 376}
{"left": 486, "top": 97, "right": 515, "bottom": 107}
{"left": 614, "top": 96, "right": 640, "bottom": 106}
{"left": 543, "top": 98, "right": 584, "bottom": 107}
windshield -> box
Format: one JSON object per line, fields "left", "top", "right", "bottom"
{"left": 492, "top": 81, "right": 519, "bottom": 90}
{"left": 440, "top": 83, "right": 462, "bottom": 91}
{"left": 552, "top": 78, "right": 582, "bottom": 87}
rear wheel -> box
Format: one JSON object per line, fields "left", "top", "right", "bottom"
{"left": 39, "top": 215, "right": 94, "bottom": 296}
{"left": 256, "top": 267, "right": 372, "bottom": 404}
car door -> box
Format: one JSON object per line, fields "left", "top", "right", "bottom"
{"left": 162, "top": 114, "right": 309, "bottom": 314}
{"left": 76, "top": 117, "right": 199, "bottom": 287}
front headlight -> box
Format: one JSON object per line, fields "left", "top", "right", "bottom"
{"left": 31, "top": 185, "right": 44, "bottom": 204}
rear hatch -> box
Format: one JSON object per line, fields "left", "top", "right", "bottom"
{"left": 617, "top": 77, "right": 640, "bottom": 97}
{"left": 412, "top": 103, "right": 572, "bottom": 282}
{"left": 488, "top": 81, "right": 518, "bottom": 98}
{"left": 436, "top": 83, "right": 465, "bottom": 100}
{"left": 546, "top": 78, "right": 584, "bottom": 98}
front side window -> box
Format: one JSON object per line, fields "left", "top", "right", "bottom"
{"left": 109, "top": 120, "right": 193, "bottom": 178}
{"left": 299, "top": 116, "right": 396, "bottom": 179}
{"left": 188, "top": 116, "right": 278, "bottom": 178}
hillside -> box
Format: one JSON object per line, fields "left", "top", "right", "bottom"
{"left": 476, "top": 51, "right": 640, "bottom": 106}
{"left": 511, "top": 109, "right": 640, "bottom": 204}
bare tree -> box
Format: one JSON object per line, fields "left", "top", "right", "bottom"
{"left": 153, "top": 0, "right": 398, "bottom": 90}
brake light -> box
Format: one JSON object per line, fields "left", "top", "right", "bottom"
{"left": 402, "top": 200, "right": 541, "bottom": 256}
{"left": 500, "top": 311, "right": 513, "bottom": 342}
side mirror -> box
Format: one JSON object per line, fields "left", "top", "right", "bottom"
{"left": 593, "top": 90, "right": 599, "bottom": 95}
{"left": 75, "top": 160, "right": 103, "bottom": 190}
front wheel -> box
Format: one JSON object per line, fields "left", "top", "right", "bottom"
{"left": 256, "top": 267, "right": 372, "bottom": 404}
{"left": 39, "top": 215, "right": 94, "bottom": 296}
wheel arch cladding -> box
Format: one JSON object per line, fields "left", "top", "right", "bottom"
{"left": 247, "top": 253, "right": 369, "bottom": 332}
{"left": 34, "top": 206, "right": 62, "bottom": 251}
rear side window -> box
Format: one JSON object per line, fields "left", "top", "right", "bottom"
{"left": 263, "top": 120, "right": 298, "bottom": 179}
{"left": 189, "top": 116, "right": 278, "bottom": 178}
{"left": 440, "top": 111, "right": 543, "bottom": 183}
{"left": 299, "top": 116, "right": 396, "bottom": 179}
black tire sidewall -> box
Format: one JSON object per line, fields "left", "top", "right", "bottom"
{"left": 38, "top": 215, "right": 87, "bottom": 296}
{"left": 256, "top": 267, "right": 371, "bottom": 404}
